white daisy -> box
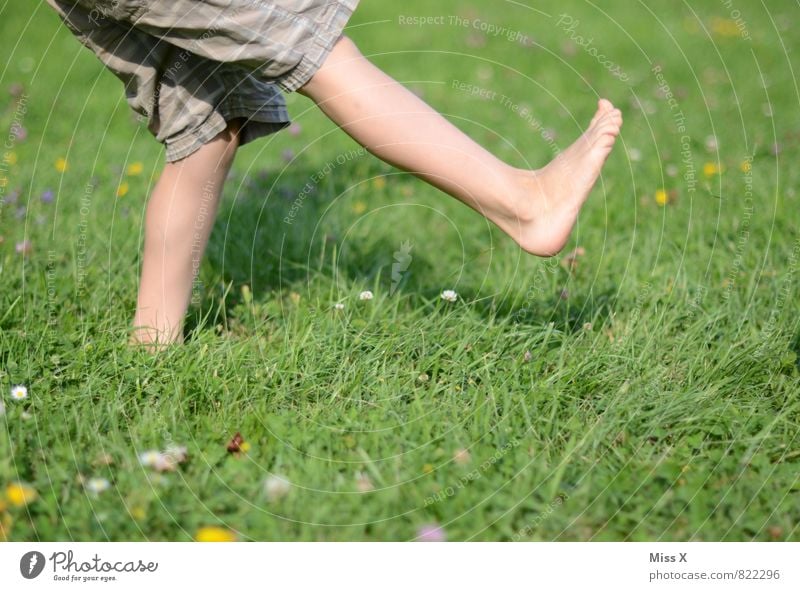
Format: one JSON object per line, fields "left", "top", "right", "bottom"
{"left": 10, "top": 385, "right": 28, "bottom": 400}
{"left": 153, "top": 453, "right": 178, "bottom": 472}
{"left": 264, "top": 474, "right": 292, "bottom": 501}
{"left": 85, "top": 477, "right": 111, "bottom": 495}
{"left": 358, "top": 290, "right": 373, "bottom": 301}
{"left": 334, "top": 302, "right": 345, "bottom": 310}
{"left": 163, "top": 444, "right": 188, "bottom": 464}
{"left": 138, "top": 449, "right": 162, "bottom": 468}
{"left": 440, "top": 289, "right": 458, "bottom": 302}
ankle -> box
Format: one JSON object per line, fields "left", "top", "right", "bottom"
{"left": 496, "top": 167, "right": 537, "bottom": 224}
{"left": 130, "top": 313, "right": 183, "bottom": 345}
{"left": 129, "top": 327, "right": 183, "bottom": 351}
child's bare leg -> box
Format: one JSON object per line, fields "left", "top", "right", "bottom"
{"left": 130, "top": 119, "right": 242, "bottom": 348}
{"left": 298, "top": 37, "right": 622, "bottom": 256}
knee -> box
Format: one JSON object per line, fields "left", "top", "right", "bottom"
{"left": 226, "top": 117, "right": 244, "bottom": 136}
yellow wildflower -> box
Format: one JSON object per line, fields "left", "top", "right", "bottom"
{"left": 6, "top": 482, "right": 38, "bottom": 507}
{"left": 740, "top": 160, "right": 751, "bottom": 173}
{"left": 5, "top": 151, "right": 18, "bottom": 166}
{"left": 372, "top": 176, "right": 386, "bottom": 190}
{"left": 195, "top": 526, "right": 237, "bottom": 542}
{"left": 711, "top": 17, "right": 741, "bottom": 37}
{"left": 126, "top": 162, "right": 144, "bottom": 176}
{"left": 655, "top": 189, "right": 669, "bottom": 206}
{"left": 352, "top": 201, "right": 367, "bottom": 214}
{"left": 55, "top": 157, "right": 68, "bottom": 172}
{"left": 703, "top": 162, "right": 721, "bottom": 178}
{"left": 422, "top": 463, "right": 434, "bottom": 474}
{"left": 117, "top": 181, "right": 129, "bottom": 197}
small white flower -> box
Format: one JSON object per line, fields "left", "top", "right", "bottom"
{"left": 139, "top": 446, "right": 185, "bottom": 472}
{"left": 358, "top": 290, "right": 373, "bottom": 301}
{"left": 334, "top": 302, "right": 345, "bottom": 310}
{"left": 10, "top": 385, "right": 28, "bottom": 400}
{"left": 453, "top": 448, "right": 471, "bottom": 465}
{"left": 85, "top": 477, "right": 111, "bottom": 495}
{"left": 138, "top": 449, "right": 162, "bottom": 468}
{"left": 153, "top": 453, "right": 178, "bottom": 472}
{"left": 627, "top": 148, "right": 642, "bottom": 162}
{"left": 666, "top": 164, "right": 679, "bottom": 177}
{"left": 355, "top": 471, "right": 374, "bottom": 492}
{"left": 704, "top": 135, "right": 719, "bottom": 152}
{"left": 264, "top": 474, "right": 292, "bottom": 501}
{"left": 163, "top": 444, "right": 188, "bottom": 464}
{"left": 440, "top": 289, "right": 458, "bottom": 302}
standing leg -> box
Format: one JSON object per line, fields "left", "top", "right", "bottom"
{"left": 298, "top": 37, "right": 623, "bottom": 256}
{"left": 130, "top": 119, "right": 243, "bottom": 349}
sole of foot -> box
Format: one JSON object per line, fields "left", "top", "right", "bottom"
{"left": 501, "top": 98, "right": 623, "bottom": 256}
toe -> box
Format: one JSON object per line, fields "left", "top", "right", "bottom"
{"left": 597, "top": 135, "right": 616, "bottom": 150}
{"left": 598, "top": 98, "right": 614, "bottom": 112}
{"left": 596, "top": 126, "right": 619, "bottom": 144}
{"left": 598, "top": 120, "right": 621, "bottom": 137}
{"left": 603, "top": 110, "right": 623, "bottom": 129}
{"left": 589, "top": 108, "right": 605, "bottom": 128}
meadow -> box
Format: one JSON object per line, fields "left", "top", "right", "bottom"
{"left": 0, "top": 0, "right": 798, "bottom": 541}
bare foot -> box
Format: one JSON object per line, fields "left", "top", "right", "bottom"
{"left": 128, "top": 324, "right": 183, "bottom": 353}
{"left": 497, "top": 99, "right": 623, "bottom": 256}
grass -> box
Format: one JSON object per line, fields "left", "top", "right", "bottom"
{"left": 1, "top": 0, "right": 799, "bottom": 541}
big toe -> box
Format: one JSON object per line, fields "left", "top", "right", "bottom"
{"left": 598, "top": 98, "right": 615, "bottom": 112}
{"left": 590, "top": 100, "right": 617, "bottom": 128}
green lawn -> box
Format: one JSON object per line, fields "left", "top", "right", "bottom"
{"left": 1, "top": 0, "right": 798, "bottom": 541}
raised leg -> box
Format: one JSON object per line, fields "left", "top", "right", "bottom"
{"left": 298, "top": 36, "right": 622, "bottom": 256}
{"left": 129, "top": 119, "right": 242, "bottom": 349}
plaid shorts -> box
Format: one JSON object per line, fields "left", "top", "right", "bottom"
{"left": 45, "top": 0, "right": 359, "bottom": 162}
